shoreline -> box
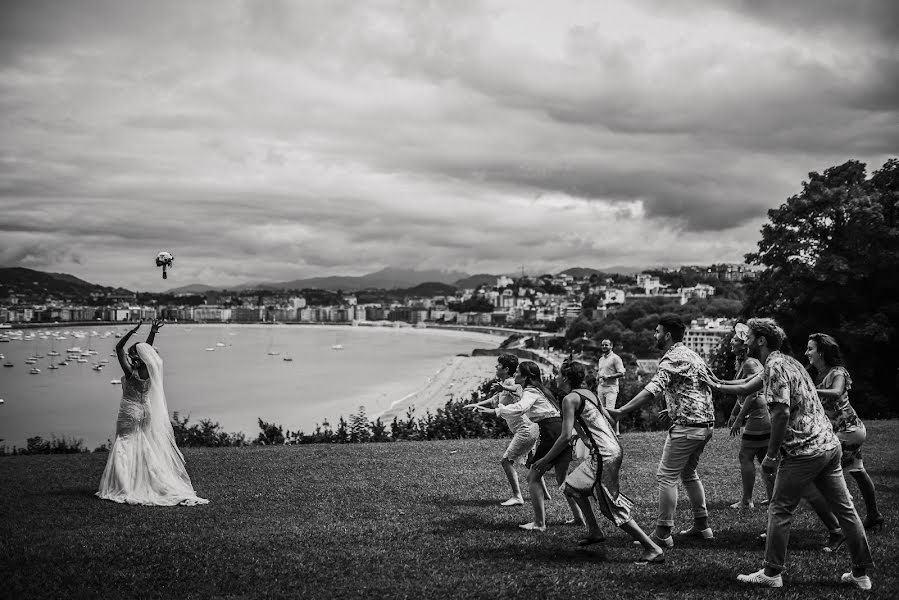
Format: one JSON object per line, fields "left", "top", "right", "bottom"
{"left": 0, "top": 323, "right": 512, "bottom": 447}
{"left": 373, "top": 355, "right": 498, "bottom": 423}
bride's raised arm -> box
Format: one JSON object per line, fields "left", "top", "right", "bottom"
{"left": 115, "top": 321, "right": 143, "bottom": 378}
{"left": 145, "top": 319, "right": 164, "bottom": 346}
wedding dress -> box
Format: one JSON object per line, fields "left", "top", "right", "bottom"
{"left": 97, "top": 343, "right": 208, "bottom": 506}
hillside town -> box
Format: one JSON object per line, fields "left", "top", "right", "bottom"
{"left": 1, "top": 263, "right": 758, "bottom": 362}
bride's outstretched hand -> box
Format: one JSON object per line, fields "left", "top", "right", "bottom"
{"left": 151, "top": 319, "right": 165, "bottom": 331}
{"left": 130, "top": 320, "right": 143, "bottom": 333}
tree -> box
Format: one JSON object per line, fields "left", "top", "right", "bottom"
{"left": 744, "top": 158, "right": 899, "bottom": 417}
{"left": 349, "top": 406, "right": 371, "bottom": 443}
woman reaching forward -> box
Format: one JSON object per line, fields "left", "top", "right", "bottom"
{"left": 465, "top": 353, "right": 550, "bottom": 506}
{"left": 97, "top": 320, "right": 208, "bottom": 506}
{"left": 806, "top": 333, "right": 883, "bottom": 531}
{"left": 475, "top": 361, "right": 584, "bottom": 531}
{"left": 534, "top": 360, "right": 664, "bottom": 563}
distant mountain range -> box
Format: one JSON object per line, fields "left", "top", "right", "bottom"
{"left": 0, "top": 267, "right": 133, "bottom": 298}
{"left": 0, "top": 264, "right": 650, "bottom": 298}
{"left": 165, "top": 267, "right": 473, "bottom": 294}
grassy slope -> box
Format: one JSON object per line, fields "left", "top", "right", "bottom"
{"left": 1, "top": 422, "right": 896, "bottom": 599}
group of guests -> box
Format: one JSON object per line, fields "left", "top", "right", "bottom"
{"left": 467, "top": 315, "right": 881, "bottom": 591}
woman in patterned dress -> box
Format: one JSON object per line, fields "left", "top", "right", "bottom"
{"left": 726, "top": 323, "right": 774, "bottom": 508}
{"left": 806, "top": 333, "right": 883, "bottom": 530}
{"left": 533, "top": 360, "right": 664, "bottom": 563}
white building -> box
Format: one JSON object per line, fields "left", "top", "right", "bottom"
{"left": 683, "top": 318, "right": 734, "bottom": 361}
{"left": 636, "top": 273, "right": 662, "bottom": 295}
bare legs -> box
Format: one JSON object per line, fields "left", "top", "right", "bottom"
{"left": 850, "top": 469, "right": 882, "bottom": 527}
{"left": 569, "top": 492, "right": 662, "bottom": 562}
{"left": 522, "top": 463, "right": 584, "bottom": 529}
{"left": 736, "top": 446, "right": 775, "bottom": 506}
{"left": 500, "top": 458, "right": 523, "bottom": 503}
{"left": 555, "top": 462, "right": 585, "bottom": 526}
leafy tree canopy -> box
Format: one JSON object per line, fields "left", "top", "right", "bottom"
{"left": 744, "top": 158, "right": 899, "bottom": 417}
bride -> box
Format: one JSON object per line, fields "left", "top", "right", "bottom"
{"left": 97, "top": 319, "right": 208, "bottom": 506}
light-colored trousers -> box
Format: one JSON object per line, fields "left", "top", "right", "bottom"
{"left": 656, "top": 424, "right": 713, "bottom": 527}
{"left": 598, "top": 387, "right": 619, "bottom": 433}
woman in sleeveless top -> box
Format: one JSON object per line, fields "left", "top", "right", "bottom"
{"left": 97, "top": 320, "right": 208, "bottom": 506}
{"left": 465, "top": 354, "right": 549, "bottom": 506}
{"left": 533, "top": 360, "right": 664, "bottom": 564}
{"left": 806, "top": 333, "right": 883, "bottom": 531}
{"left": 725, "top": 323, "right": 774, "bottom": 508}
{"left": 476, "top": 361, "right": 584, "bottom": 531}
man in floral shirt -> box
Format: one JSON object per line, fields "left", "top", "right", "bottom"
{"left": 711, "top": 318, "right": 874, "bottom": 590}
{"left": 608, "top": 315, "right": 716, "bottom": 548}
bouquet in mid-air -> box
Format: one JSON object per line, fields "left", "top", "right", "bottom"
{"left": 155, "top": 251, "right": 174, "bottom": 279}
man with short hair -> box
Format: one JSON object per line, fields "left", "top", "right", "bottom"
{"left": 711, "top": 318, "right": 874, "bottom": 590}
{"left": 608, "top": 315, "right": 716, "bottom": 548}
{"left": 596, "top": 339, "right": 625, "bottom": 435}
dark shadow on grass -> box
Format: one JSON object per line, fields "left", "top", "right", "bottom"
{"left": 438, "top": 497, "right": 506, "bottom": 508}
{"left": 429, "top": 513, "right": 527, "bottom": 534}
{"left": 45, "top": 487, "right": 99, "bottom": 499}
{"left": 682, "top": 527, "right": 826, "bottom": 552}
{"left": 464, "top": 542, "right": 608, "bottom": 564}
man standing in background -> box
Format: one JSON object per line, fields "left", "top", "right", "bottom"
{"left": 596, "top": 339, "right": 625, "bottom": 435}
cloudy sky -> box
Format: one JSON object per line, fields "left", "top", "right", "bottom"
{"left": 1, "top": 0, "right": 897, "bottom": 291}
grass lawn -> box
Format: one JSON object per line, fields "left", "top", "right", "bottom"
{"left": 2, "top": 421, "right": 896, "bottom": 599}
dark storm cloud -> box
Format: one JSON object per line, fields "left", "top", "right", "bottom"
{"left": 0, "top": 0, "right": 896, "bottom": 289}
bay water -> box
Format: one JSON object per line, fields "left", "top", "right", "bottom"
{"left": 0, "top": 324, "right": 502, "bottom": 449}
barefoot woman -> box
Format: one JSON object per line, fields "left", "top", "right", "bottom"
{"left": 534, "top": 360, "right": 664, "bottom": 563}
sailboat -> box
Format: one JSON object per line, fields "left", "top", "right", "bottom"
{"left": 266, "top": 332, "right": 280, "bottom": 356}
{"left": 330, "top": 331, "right": 344, "bottom": 350}
{"left": 48, "top": 336, "right": 60, "bottom": 356}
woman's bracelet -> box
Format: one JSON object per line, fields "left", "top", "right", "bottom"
{"left": 764, "top": 454, "right": 779, "bottom": 462}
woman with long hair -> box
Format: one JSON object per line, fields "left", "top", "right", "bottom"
{"left": 725, "top": 323, "right": 774, "bottom": 508}
{"left": 475, "top": 360, "right": 584, "bottom": 531}
{"left": 806, "top": 333, "right": 883, "bottom": 531}
{"left": 97, "top": 320, "right": 208, "bottom": 506}
{"left": 465, "top": 353, "right": 550, "bottom": 506}
{"left": 534, "top": 360, "right": 664, "bottom": 563}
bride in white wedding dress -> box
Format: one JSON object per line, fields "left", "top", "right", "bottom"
{"left": 97, "top": 320, "right": 208, "bottom": 506}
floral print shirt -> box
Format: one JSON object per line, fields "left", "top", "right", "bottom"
{"left": 818, "top": 367, "right": 863, "bottom": 434}
{"left": 643, "top": 343, "right": 715, "bottom": 425}
{"left": 763, "top": 351, "right": 837, "bottom": 458}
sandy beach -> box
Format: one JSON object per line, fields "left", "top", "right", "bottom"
{"left": 375, "top": 355, "right": 499, "bottom": 422}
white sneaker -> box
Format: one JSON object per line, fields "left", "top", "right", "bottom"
{"left": 518, "top": 522, "right": 546, "bottom": 532}
{"left": 729, "top": 500, "right": 754, "bottom": 509}
{"left": 737, "top": 569, "right": 783, "bottom": 588}
{"left": 840, "top": 572, "right": 872, "bottom": 590}
{"left": 500, "top": 497, "right": 524, "bottom": 507}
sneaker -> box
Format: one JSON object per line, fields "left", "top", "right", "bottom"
{"left": 729, "top": 500, "right": 754, "bottom": 509}
{"left": 678, "top": 526, "right": 714, "bottom": 539}
{"left": 737, "top": 569, "right": 783, "bottom": 588}
{"left": 500, "top": 497, "right": 524, "bottom": 507}
{"left": 840, "top": 572, "right": 872, "bottom": 590}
